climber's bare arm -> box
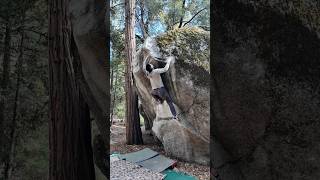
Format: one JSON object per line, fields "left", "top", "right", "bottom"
{"left": 153, "top": 56, "right": 174, "bottom": 74}
{"left": 143, "top": 54, "right": 150, "bottom": 76}
{"left": 143, "top": 57, "right": 147, "bottom": 73}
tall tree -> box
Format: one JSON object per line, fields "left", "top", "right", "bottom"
{"left": 0, "top": 1, "right": 12, "bottom": 153}
{"left": 48, "top": 0, "right": 95, "bottom": 179}
{"left": 0, "top": 0, "right": 49, "bottom": 178}
{"left": 110, "top": 60, "right": 119, "bottom": 123}
{"left": 138, "top": 0, "right": 149, "bottom": 39}
{"left": 2, "top": 21, "right": 25, "bottom": 180}
{"left": 124, "top": 0, "right": 143, "bottom": 145}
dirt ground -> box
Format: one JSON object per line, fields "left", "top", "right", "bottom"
{"left": 110, "top": 122, "right": 210, "bottom": 180}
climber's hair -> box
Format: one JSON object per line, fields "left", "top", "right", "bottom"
{"left": 146, "top": 64, "right": 153, "bottom": 73}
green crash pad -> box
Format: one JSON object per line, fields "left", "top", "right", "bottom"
{"left": 163, "top": 169, "right": 197, "bottom": 180}
{"left": 115, "top": 149, "right": 197, "bottom": 179}
{"left": 119, "top": 148, "right": 177, "bottom": 173}
{"left": 119, "top": 148, "right": 159, "bottom": 163}
{"left": 137, "top": 154, "right": 176, "bottom": 173}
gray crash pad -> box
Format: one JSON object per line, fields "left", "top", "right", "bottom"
{"left": 119, "top": 148, "right": 159, "bottom": 163}
{"left": 119, "top": 148, "right": 177, "bottom": 173}
{"left": 137, "top": 154, "right": 176, "bottom": 173}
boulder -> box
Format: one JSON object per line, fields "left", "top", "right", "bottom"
{"left": 69, "top": 0, "right": 109, "bottom": 144}
{"left": 212, "top": 1, "right": 320, "bottom": 179}
{"left": 133, "top": 27, "right": 210, "bottom": 165}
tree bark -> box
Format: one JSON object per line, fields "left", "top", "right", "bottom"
{"left": 125, "top": 0, "right": 143, "bottom": 145}
{"left": 48, "top": 0, "right": 95, "bottom": 179}
{"left": 2, "top": 23, "right": 25, "bottom": 180}
{"left": 0, "top": 18, "right": 12, "bottom": 155}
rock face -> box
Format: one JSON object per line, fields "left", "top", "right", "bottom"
{"left": 68, "top": 0, "right": 110, "bottom": 175}
{"left": 212, "top": 1, "right": 320, "bottom": 180}
{"left": 133, "top": 27, "right": 210, "bottom": 165}
{"left": 69, "top": 0, "right": 109, "bottom": 144}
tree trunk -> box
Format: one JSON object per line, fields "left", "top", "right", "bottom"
{"left": 48, "top": 0, "right": 95, "bottom": 179}
{"left": 124, "top": 0, "right": 143, "bottom": 145}
{"left": 139, "top": 0, "right": 148, "bottom": 39}
{"left": 110, "top": 62, "right": 114, "bottom": 104}
{"left": 178, "top": 0, "right": 186, "bottom": 28}
{"left": 110, "top": 74, "right": 114, "bottom": 124}
{"left": 110, "top": 62, "right": 119, "bottom": 123}
{"left": 0, "top": 18, "right": 12, "bottom": 155}
{"left": 2, "top": 25, "right": 25, "bottom": 180}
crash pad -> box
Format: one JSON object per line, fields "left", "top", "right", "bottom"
{"left": 163, "top": 169, "right": 197, "bottom": 180}
{"left": 137, "top": 154, "right": 176, "bottom": 173}
{"left": 111, "top": 149, "right": 197, "bottom": 180}
{"left": 119, "top": 148, "right": 159, "bottom": 163}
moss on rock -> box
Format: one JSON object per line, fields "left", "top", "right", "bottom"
{"left": 155, "top": 27, "right": 210, "bottom": 71}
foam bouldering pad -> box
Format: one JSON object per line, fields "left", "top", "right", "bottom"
{"left": 137, "top": 154, "right": 177, "bottom": 173}
{"left": 163, "top": 169, "right": 197, "bottom": 180}
{"left": 119, "top": 148, "right": 159, "bottom": 163}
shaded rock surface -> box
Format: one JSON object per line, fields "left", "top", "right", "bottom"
{"left": 69, "top": 0, "right": 109, "bottom": 145}
{"left": 69, "top": 0, "right": 110, "bottom": 176}
{"left": 133, "top": 27, "right": 210, "bottom": 165}
{"left": 212, "top": 1, "right": 320, "bottom": 180}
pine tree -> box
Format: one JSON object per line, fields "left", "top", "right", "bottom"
{"left": 124, "top": 0, "right": 143, "bottom": 145}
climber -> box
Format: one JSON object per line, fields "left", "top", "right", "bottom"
{"left": 143, "top": 53, "right": 177, "bottom": 120}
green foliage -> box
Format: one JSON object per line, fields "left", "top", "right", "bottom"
{"left": 144, "top": 0, "right": 163, "bottom": 20}
{"left": 156, "top": 27, "right": 210, "bottom": 71}
{"left": 111, "top": 0, "right": 129, "bottom": 120}
{"left": 148, "top": 0, "right": 209, "bottom": 31}
{"left": 110, "top": 24, "right": 126, "bottom": 120}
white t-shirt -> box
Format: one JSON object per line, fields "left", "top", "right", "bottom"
{"left": 145, "top": 56, "right": 174, "bottom": 90}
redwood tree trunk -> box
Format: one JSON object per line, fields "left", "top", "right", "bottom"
{"left": 48, "top": 0, "right": 95, "bottom": 179}
{"left": 124, "top": 0, "right": 143, "bottom": 145}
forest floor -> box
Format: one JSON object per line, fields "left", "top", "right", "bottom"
{"left": 110, "top": 121, "right": 210, "bottom": 180}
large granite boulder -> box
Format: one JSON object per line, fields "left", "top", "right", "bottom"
{"left": 69, "top": 0, "right": 109, "bottom": 144}
{"left": 212, "top": 1, "right": 320, "bottom": 179}
{"left": 69, "top": 0, "right": 109, "bottom": 176}
{"left": 133, "top": 27, "right": 210, "bottom": 165}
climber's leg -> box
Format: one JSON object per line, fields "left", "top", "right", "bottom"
{"left": 160, "top": 87, "right": 177, "bottom": 117}
{"left": 151, "top": 89, "right": 164, "bottom": 103}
